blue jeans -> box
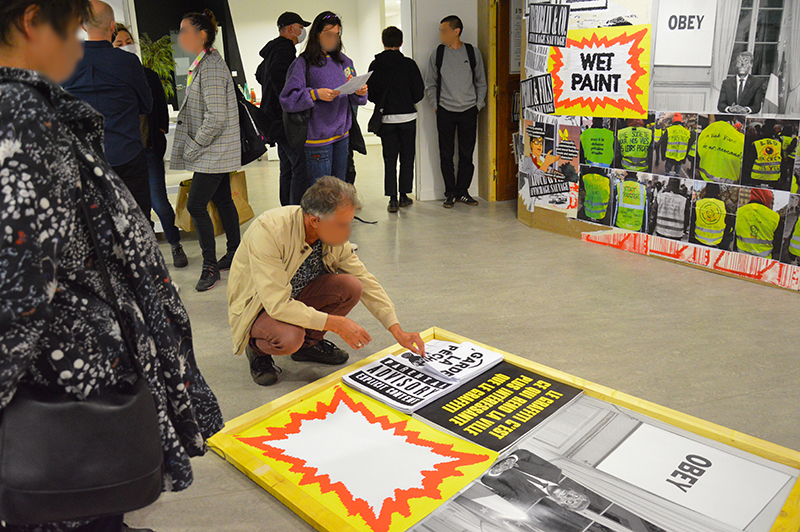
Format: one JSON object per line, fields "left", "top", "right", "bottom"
{"left": 145, "top": 148, "right": 180, "bottom": 245}
{"left": 305, "top": 136, "right": 349, "bottom": 184}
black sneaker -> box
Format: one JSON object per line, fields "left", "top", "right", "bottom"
{"left": 171, "top": 244, "right": 188, "bottom": 268}
{"left": 246, "top": 343, "right": 281, "bottom": 386}
{"left": 399, "top": 194, "right": 413, "bottom": 208}
{"left": 443, "top": 196, "right": 455, "bottom": 209}
{"left": 122, "top": 525, "right": 155, "bottom": 532}
{"left": 217, "top": 250, "right": 236, "bottom": 272}
{"left": 456, "top": 193, "right": 479, "bottom": 206}
{"left": 195, "top": 264, "right": 220, "bottom": 292}
{"left": 291, "top": 339, "right": 349, "bottom": 365}
{"left": 388, "top": 197, "right": 399, "bottom": 213}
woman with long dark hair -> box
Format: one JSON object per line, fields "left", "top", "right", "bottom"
{"left": 0, "top": 0, "right": 222, "bottom": 531}
{"left": 280, "top": 11, "right": 368, "bottom": 185}
{"left": 171, "top": 9, "right": 241, "bottom": 292}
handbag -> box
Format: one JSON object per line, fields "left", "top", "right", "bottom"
{"left": 349, "top": 104, "right": 367, "bottom": 156}
{"left": 283, "top": 57, "right": 313, "bottom": 150}
{"left": 367, "top": 86, "right": 390, "bottom": 137}
{"left": 0, "top": 168, "right": 164, "bottom": 525}
{"left": 237, "top": 87, "right": 269, "bottom": 166}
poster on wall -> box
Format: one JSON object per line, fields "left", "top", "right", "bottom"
{"left": 520, "top": 73, "right": 556, "bottom": 114}
{"left": 527, "top": 3, "right": 570, "bottom": 47}
{"left": 518, "top": 116, "right": 573, "bottom": 211}
{"left": 548, "top": 24, "right": 651, "bottom": 118}
{"left": 654, "top": 0, "right": 717, "bottom": 67}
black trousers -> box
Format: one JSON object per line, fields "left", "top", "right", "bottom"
{"left": 381, "top": 120, "right": 416, "bottom": 198}
{"left": 277, "top": 139, "right": 308, "bottom": 206}
{"left": 4, "top": 515, "right": 124, "bottom": 532}
{"left": 187, "top": 172, "right": 240, "bottom": 265}
{"left": 436, "top": 106, "right": 478, "bottom": 198}
{"left": 112, "top": 149, "right": 152, "bottom": 223}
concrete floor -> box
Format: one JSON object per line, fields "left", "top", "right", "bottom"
{"left": 128, "top": 148, "right": 800, "bottom": 531}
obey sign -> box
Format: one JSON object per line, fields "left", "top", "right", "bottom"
{"left": 549, "top": 24, "right": 650, "bottom": 118}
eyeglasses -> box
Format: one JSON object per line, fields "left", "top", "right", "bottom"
{"left": 530, "top": 137, "right": 544, "bottom": 145}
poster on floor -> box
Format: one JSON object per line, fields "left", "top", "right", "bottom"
{"left": 414, "top": 361, "right": 582, "bottom": 453}
{"left": 409, "top": 451, "right": 670, "bottom": 532}
{"left": 235, "top": 384, "right": 497, "bottom": 532}
{"left": 548, "top": 24, "right": 651, "bottom": 118}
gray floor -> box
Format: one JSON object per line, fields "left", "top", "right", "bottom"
{"left": 128, "top": 149, "right": 800, "bottom": 531}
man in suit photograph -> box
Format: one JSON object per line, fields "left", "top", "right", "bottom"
{"left": 718, "top": 51, "right": 765, "bottom": 115}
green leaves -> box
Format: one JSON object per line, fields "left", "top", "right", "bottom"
{"left": 140, "top": 33, "right": 177, "bottom": 99}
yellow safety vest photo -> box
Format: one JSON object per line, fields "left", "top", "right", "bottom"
{"left": 582, "top": 173, "right": 611, "bottom": 220}
{"left": 789, "top": 219, "right": 800, "bottom": 257}
{"left": 617, "top": 127, "right": 652, "bottom": 171}
{"left": 615, "top": 180, "right": 646, "bottom": 231}
{"left": 751, "top": 138, "right": 782, "bottom": 181}
{"left": 696, "top": 121, "right": 744, "bottom": 183}
{"left": 665, "top": 125, "right": 691, "bottom": 162}
{"left": 581, "top": 128, "right": 614, "bottom": 167}
{"left": 735, "top": 202, "right": 779, "bottom": 258}
{"left": 694, "top": 197, "right": 726, "bottom": 246}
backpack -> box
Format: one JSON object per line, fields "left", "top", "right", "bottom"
{"left": 435, "top": 43, "right": 477, "bottom": 108}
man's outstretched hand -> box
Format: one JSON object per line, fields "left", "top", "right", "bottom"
{"left": 325, "top": 315, "right": 372, "bottom": 349}
{"left": 389, "top": 324, "right": 426, "bottom": 356}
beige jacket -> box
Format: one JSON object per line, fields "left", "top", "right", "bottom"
{"left": 227, "top": 206, "right": 399, "bottom": 355}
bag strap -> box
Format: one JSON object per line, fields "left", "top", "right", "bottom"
{"left": 465, "top": 43, "right": 477, "bottom": 72}
{"left": 435, "top": 44, "right": 445, "bottom": 108}
{"left": 76, "top": 172, "right": 144, "bottom": 379}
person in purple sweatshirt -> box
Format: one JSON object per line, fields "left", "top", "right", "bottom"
{"left": 280, "top": 11, "right": 368, "bottom": 184}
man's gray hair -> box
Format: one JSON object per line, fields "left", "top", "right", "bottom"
{"left": 300, "top": 176, "right": 363, "bottom": 218}
{"left": 737, "top": 51, "right": 754, "bottom": 63}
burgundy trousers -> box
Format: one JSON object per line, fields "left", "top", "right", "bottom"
{"left": 249, "top": 274, "right": 362, "bottom": 356}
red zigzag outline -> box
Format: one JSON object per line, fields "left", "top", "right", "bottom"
{"left": 236, "top": 386, "right": 492, "bottom": 532}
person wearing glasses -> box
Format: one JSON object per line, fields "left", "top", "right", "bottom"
{"left": 280, "top": 11, "right": 368, "bottom": 184}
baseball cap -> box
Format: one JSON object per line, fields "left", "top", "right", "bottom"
{"left": 278, "top": 12, "right": 311, "bottom": 28}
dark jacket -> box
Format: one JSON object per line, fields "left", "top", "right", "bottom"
{"left": 256, "top": 35, "right": 297, "bottom": 142}
{"left": 143, "top": 67, "right": 169, "bottom": 158}
{"left": 718, "top": 75, "right": 765, "bottom": 114}
{"left": 367, "top": 50, "right": 424, "bottom": 116}
{"left": 62, "top": 40, "right": 153, "bottom": 167}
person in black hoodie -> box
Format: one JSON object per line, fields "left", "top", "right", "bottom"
{"left": 367, "top": 26, "right": 424, "bottom": 213}
{"left": 256, "top": 12, "right": 311, "bottom": 206}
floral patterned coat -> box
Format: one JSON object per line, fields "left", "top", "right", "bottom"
{"left": 0, "top": 67, "right": 223, "bottom": 530}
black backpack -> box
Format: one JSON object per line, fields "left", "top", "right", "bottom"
{"left": 283, "top": 58, "right": 313, "bottom": 150}
{"left": 435, "top": 43, "right": 477, "bottom": 108}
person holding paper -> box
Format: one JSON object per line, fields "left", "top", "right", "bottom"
{"left": 280, "top": 11, "right": 368, "bottom": 184}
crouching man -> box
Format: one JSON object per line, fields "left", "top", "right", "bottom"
{"left": 228, "top": 176, "right": 426, "bottom": 385}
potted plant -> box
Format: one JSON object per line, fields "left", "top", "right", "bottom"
{"left": 139, "top": 33, "right": 176, "bottom": 99}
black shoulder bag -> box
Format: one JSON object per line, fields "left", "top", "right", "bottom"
{"left": 237, "top": 86, "right": 270, "bottom": 166}
{"left": 283, "top": 57, "right": 313, "bottom": 150}
{"left": 0, "top": 167, "right": 163, "bottom": 525}
{"left": 367, "top": 85, "right": 390, "bottom": 137}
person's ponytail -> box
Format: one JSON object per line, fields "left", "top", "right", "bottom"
{"left": 183, "top": 9, "right": 218, "bottom": 49}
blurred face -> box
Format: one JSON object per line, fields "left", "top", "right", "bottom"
{"left": 7, "top": 7, "right": 84, "bottom": 83}
{"left": 112, "top": 30, "right": 133, "bottom": 47}
{"left": 178, "top": 18, "right": 206, "bottom": 55}
{"left": 312, "top": 205, "right": 355, "bottom": 246}
{"left": 319, "top": 24, "right": 340, "bottom": 52}
{"left": 438, "top": 21, "right": 460, "bottom": 46}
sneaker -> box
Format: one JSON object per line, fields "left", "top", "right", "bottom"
{"left": 388, "top": 197, "right": 399, "bottom": 213}
{"left": 195, "top": 264, "right": 220, "bottom": 292}
{"left": 399, "top": 194, "right": 413, "bottom": 208}
{"left": 171, "top": 244, "right": 188, "bottom": 268}
{"left": 443, "top": 196, "right": 455, "bottom": 209}
{"left": 291, "top": 339, "right": 349, "bottom": 365}
{"left": 246, "top": 343, "right": 281, "bottom": 386}
{"left": 456, "top": 193, "right": 479, "bottom": 206}
{"left": 217, "top": 250, "right": 236, "bottom": 272}
{"left": 351, "top": 242, "right": 359, "bottom": 252}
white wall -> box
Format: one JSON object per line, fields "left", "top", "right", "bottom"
{"left": 410, "top": 0, "right": 480, "bottom": 201}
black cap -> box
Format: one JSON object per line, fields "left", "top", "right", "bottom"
{"left": 278, "top": 12, "right": 311, "bottom": 28}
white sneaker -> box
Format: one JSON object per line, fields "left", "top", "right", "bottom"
{"left": 351, "top": 243, "right": 359, "bottom": 252}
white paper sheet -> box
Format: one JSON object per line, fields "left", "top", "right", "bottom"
{"left": 333, "top": 71, "right": 373, "bottom": 95}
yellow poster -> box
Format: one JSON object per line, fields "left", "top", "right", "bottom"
{"left": 549, "top": 24, "right": 651, "bottom": 118}
{"left": 234, "top": 384, "right": 497, "bottom": 532}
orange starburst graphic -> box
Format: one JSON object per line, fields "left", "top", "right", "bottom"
{"left": 236, "top": 386, "right": 491, "bottom": 532}
{"left": 550, "top": 26, "right": 649, "bottom": 115}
